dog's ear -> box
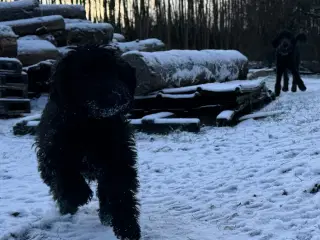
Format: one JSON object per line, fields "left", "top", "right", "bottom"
{"left": 295, "top": 33, "right": 307, "bottom": 43}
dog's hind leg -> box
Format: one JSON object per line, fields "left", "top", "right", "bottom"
{"left": 282, "top": 69, "right": 289, "bottom": 92}
{"left": 291, "top": 68, "right": 306, "bottom": 92}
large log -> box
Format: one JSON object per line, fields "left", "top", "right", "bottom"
{"left": 17, "top": 39, "right": 60, "bottom": 66}
{"left": 37, "top": 4, "right": 86, "bottom": 20}
{"left": 65, "top": 22, "right": 114, "bottom": 45}
{"left": 122, "top": 49, "right": 249, "bottom": 96}
{"left": 0, "top": 25, "right": 18, "bottom": 57}
{"left": 0, "top": 15, "right": 65, "bottom": 37}
{"left": 0, "top": 0, "right": 39, "bottom": 22}
{"left": 115, "top": 38, "right": 165, "bottom": 53}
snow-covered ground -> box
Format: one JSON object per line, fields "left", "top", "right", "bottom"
{"left": 1, "top": 75, "right": 320, "bottom": 240}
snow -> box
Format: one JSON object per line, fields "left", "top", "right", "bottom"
{"left": 18, "top": 35, "right": 41, "bottom": 41}
{"left": 115, "top": 38, "right": 165, "bottom": 52}
{"left": 0, "top": 0, "right": 38, "bottom": 10}
{"left": 113, "top": 33, "right": 125, "bottom": 42}
{"left": 1, "top": 75, "right": 320, "bottom": 239}
{"left": 141, "top": 112, "right": 175, "bottom": 121}
{"left": 0, "top": 57, "right": 22, "bottom": 65}
{"left": 122, "top": 49, "right": 248, "bottom": 95}
{"left": 0, "top": 25, "right": 17, "bottom": 38}
{"left": 18, "top": 39, "right": 58, "bottom": 55}
{"left": 238, "top": 110, "right": 286, "bottom": 121}
{"left": 66, "top": 22, "right": 113, "bottom": 32}
{"left": 26, "top": 120, "right": 39, "bottom": 127}
{"left": 0, "top": 98, "right": 30, "bottom": 102}
{"left": 153, "top": 118, "right": 200, "bottom": 124}
{"left": 0, "top": 15, "right": 64, "bottom": 28}
{"left": 64, "top": 18, "right": 91, "bottom": 24}
{"left": 158, "top": 93, "right": 199, "bottom": 99}
{"left": 216, "top": 110, "right": 235, "bottom": 120}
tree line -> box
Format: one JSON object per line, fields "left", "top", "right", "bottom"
{"left": 3, "top": 0, "right": 320, "bottom": 61}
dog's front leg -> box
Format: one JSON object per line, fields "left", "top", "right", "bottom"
{"left": 36, "top": 126, "right": 93, "bottom": 215}
{"left": 275, "top": 66, "right": 285, "bottom": 96}
{"left": 97, "top": 137, "right": 141, "bottom": 240}
{"left": 282, "top": 69, "right": 289, "bottom": 92}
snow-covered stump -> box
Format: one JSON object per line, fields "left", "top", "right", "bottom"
{"left": 122, "top": 49, "right": 249, "bottom": 96}
{"left": 37, "top": 4, "right": 86, "bottom": 20}
{"left": 65, "top": 22, "right": 114, "bottom": 45}
{"left": 17, "top": 39, "right": 60, "bottom": 66}
{"left": 0, "top": 25, "right": 18, "bottom": 57}
{"left": 0, "top": 0, "right": 39, "bottom": 22}
{"left": 115, "top": 38, "right": 165, "bottom": 53}
{"left": 0, "top": 15, "right": 66, "bottom": 37}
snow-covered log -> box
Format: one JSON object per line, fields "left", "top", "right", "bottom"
{"left": 115, "top": 38, "right": 165, "bottom": 53}
{"left": 65, "top": 22, "right": 114, "bottom": 45}
{"left": 0, "top": 0, "right": 39, "bottom": 22}
{"left": 17, "top": 39, "right": 60, "bottom": 66}
{"left": 122, "top": 49, "right": 249, "bottom": 96}
{"left": 37, "top": 4, "right": 86, "bottom": 20}
{"left": 19, "top": 33, "right": 57, "bottom": 46}
{"left": 0, "top": 15, "right": 65, "bottom": 37}
{"left": 0, "top": 25, "right": 18, "bottom": 57}
{"left": 64, "top": 18, "right": 91, "bottom": 24}
{"left": 113, "top": 33, "right": 125, "bottom": 42}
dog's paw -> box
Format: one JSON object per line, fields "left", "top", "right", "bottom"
{"left": 298, "top": 83, "right": 307, "bottom": 91}
{"left": 291, "top": 85, "right": 297, "bottom": 92}
{"left": 99, "top": 210, "right": 113, "bottom": 226}
{"left": 57, "top": 200, "right": 79, "bottom": 215}
{"left": 282, "top": 86, "right": 289, "bottom": 92}
{"left": 113, "top": 223, "right": 141, "bottom": 240}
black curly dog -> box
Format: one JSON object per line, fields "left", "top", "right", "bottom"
{"left": 34, "top": 45, "right": 141, "bottom": 240}
{"left": 271, "top": 29, "right": 307, "bottom": 96}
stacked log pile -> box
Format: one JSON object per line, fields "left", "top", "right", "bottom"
{"left": 0, "top": 0, "right": 165, "bottom": 98}
{"left": 0, "top": 57, "right": 30, "bottom": 117}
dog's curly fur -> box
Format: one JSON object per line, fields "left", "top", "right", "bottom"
{"left": 34, "top": 45, "right": 141, "bottom": 240}
{"left": 271, "top": 29, "right": 307, "bottom": 96}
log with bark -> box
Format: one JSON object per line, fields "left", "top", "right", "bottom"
{"left": 115, "top": 38, "right": 165, "bottom": 53}
{"left": 0, "top": 25, "right": 18, "bottom": 57}
{"left": 65, "top": 22, "right": 114, "bottom": 45}
{"left": 122, "top": 49, "right": 249, "bottom": 96}
{"left": 36, "top": 4, "right": 86, "bottom": 20}
{"left": 0, "top": 0, "right": 39, "bottom": 22}
{"left": 0, "top": 15, "right": 65, "bottom": 37}
{"left": 17, "top": 39, "right": 60, "bottom": 66}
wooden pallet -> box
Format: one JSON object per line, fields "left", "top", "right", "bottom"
{"left": 12, "top": 78, "right": 277, "bottom": 135}
{"left": 0, "top": 58, "right": 28, "bottom": 99}
{"left": 0, "top": 98, "right": 31, "bottom": 117}
{"left": 13, "top": 111, "right": 201, "bottom": 136}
